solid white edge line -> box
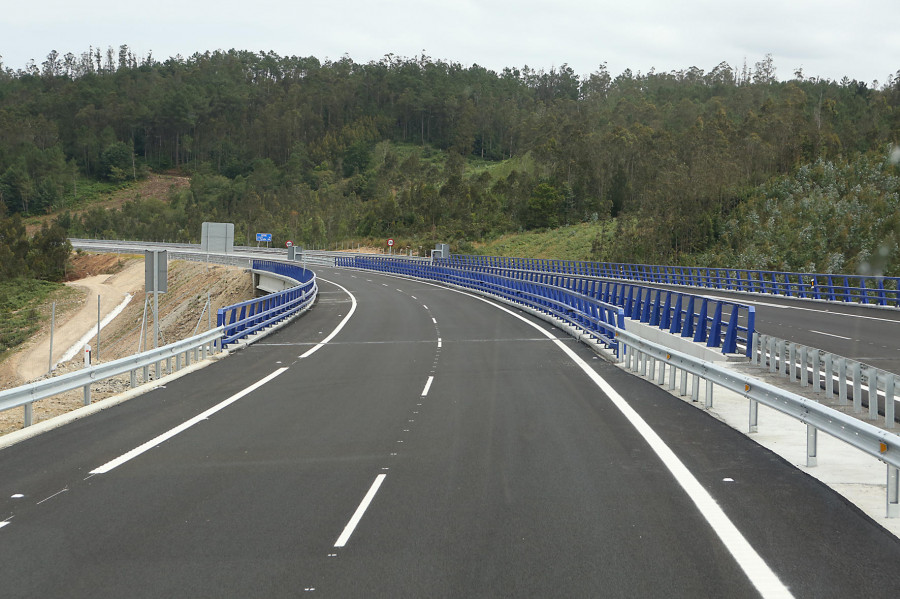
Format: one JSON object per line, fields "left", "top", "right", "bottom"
{"left": 90, "top": 367, "right": 289, "bottom": 474}
{"left": 421, "top": 376, "right": 434, "bottom": 397}
{"left": 298, "top": 278, "right": 358, "bottom": 359}
{"left": 358, "top": 271, "right": 793, "bottom": 598}
{"left": 334, "top": 474, "right": 387, "bottom": 548}
{"left": 459, "top": 291, "right": 793, "bottom": 598}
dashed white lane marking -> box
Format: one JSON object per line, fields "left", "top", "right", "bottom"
{"left": 334, "top": 474, "right": 387, "bottom": 548}
{"left": 90, "top": 368, "right": 289, "bottom": 474}
{"left": 36, "top": 488, "right": 69, "bottom": 505}
{"left": 423, "top": 305, "right": 428, "bottom": 310}
{"left": 432, "top": 317, "right": 437, "bottom": 324}
{"left": 421, "top": 376, "right": 434, "bottom": 397}
{"left": 809, "top": 330, "right": 852, "bottom": 340}
{"left": 411, "top": 296, "right": 417, "bottom": 300}
{"left": 0, "top": 520, "right": 11, "bottom": 529}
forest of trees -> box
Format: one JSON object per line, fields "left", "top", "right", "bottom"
{"left": 1, "top": 46, "right": 899, "bottom": 279}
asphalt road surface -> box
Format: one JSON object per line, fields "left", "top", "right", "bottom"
{"left": 2, "top": 267, "right": 899, "bottom": 598}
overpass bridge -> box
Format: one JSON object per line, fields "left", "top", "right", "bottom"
{"left": 1, "top": 241, "right": 899, "bottom": 597}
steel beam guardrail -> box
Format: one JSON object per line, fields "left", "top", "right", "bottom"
{"left": 618, "top": 328, "right": 900, "bottom": 518}
{"left": 217, "top": 259, "right": 317, "bottom": 347}
{"left": 0, "top": 328, "right": 223, "bottom": 428}
{"left": 336, "top": 255, "right": 625, "bottom": 354}
{"left": 339, "top": 255, "right": 752, "bottom": 356}
{"left": 750, "top": 333, "right": 897, "bottom": 428}
{"left": 447, "top": 254, "right": 900, "bottom": 308}
{"left": 439, "top": 261, "right": 754, "bottom": 356}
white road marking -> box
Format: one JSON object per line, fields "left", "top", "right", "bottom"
{"left": 334, "top": 474, "right": 387, "bottom": 548}
{"left": 0, "top": 520, "right": 10, "bottom": 530}
{"left": 421, "top": 376, "right": 434, "bottom": 397}
{"left": 411, "top": 296, "right": 417, "bottom": 300}
{"left": 431, "top": 317, "right": 437, "bottom": 324}
{"left": 809, "top": 330, "right": 852, "bottom": 340}
{"left": 423, "top": 305, "right": 428, "bottom": 310}
{"left": 438, "top": 338, "right": 442, "bottom": 348}
{"left": 299, "top": 278, "right": 358, "bottom": 359}
{"left": 90, "top": 368, "right": 289, "bottom": 474}
{"left": 440, "top": 285, "right": 794, "bottom": 599}
{"left": 36, "top": 488, "right": 68, "bottom": 505}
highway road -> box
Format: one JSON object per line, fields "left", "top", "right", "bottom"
{"left": 2, "top": 266, "right": 900, "bottom": 597}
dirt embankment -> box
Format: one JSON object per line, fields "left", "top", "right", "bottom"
{"left": 0, "top": 252, "right": 254, "bottom": 435}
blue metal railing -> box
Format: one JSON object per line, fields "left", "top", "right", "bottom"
{"left": 447, "top": 255, "right": 900, "bottom": 308}
{"left": 217, "top": 260, "right": 317, "bottom": 347}
{"left": 335, "top": 255, "right": 625, "bottom": 355}
{"left": 336, "top": 255, "right": 754, "bottom": 356}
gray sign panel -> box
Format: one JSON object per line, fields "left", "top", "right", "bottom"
{"left": 145, "top": 250, "right": 168, "bottom": 293}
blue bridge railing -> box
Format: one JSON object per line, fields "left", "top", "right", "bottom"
{"left": 446, "top": 255, "right": 900, "bottom": 308}
{"left": 217, "top": 260, "right": 317, "bottom": 347}
{"left": 335, "top": 255, "right": 625, "bottom": 355}
{"left": 335, "top": 255, "right": 754, "bottom": 357}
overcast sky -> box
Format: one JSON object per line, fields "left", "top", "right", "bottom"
{"left": 2, "top": 0, "right": 898, "bottom": 85}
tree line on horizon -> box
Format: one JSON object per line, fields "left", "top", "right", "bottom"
{"left": 1, "top": 46, "right": 899, "bottom": 280}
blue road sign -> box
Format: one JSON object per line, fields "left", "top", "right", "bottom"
{"left": 256, "top": 233, "right": 272, "bottom": 242}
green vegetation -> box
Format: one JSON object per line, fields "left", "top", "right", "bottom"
{"left": 0, "top": 278, "right": 67, "bottom": 359}
{"left": 1, "top": 48, "right": 899, "bottom": 274}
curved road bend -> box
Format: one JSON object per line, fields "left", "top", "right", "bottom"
{"left": 1, "top": 268, "right": 899, "bottom": 597}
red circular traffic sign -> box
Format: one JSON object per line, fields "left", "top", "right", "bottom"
{"left": 286, "top": 240, "right": 293, "bottom": 247}
{"left": 387, "top": 238, "right": 394, "bottom": 247}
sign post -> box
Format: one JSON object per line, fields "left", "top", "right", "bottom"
{"left": 145, "top": 250, "right": 168, "bottom": 378}
{"left": 387, "top": 238, "right": 394, "bottom": 255}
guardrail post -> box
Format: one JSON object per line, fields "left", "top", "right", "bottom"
{"left": 705, "top": 378, "right": 713, "bottom": 409}
{"left": 749, "top": 399, "right": 758, "bottom": 433}
{"left": 838, "top": 358, "right": 848, "bottom": 406}
{"left": 668, "top": 364, "right": 676, "bottom": 390}
{"left": 176, "top": 352, "right": 182, "bottom": 372}
{"left": 130, "top": 368, "right": 136, "bottom": 389}
{"left": 781, "top": 340, "right": 790, "bottom": 377}
{"left": 800, "top": 347, "right": 809, "bottom": 388}
{"left": 806, "top": 425, "right": 817, "bottom": 467}
{"left": 812, "top": 350, "right": 821, "bottom": 392}
{"left": 768, "top": 337, "right": 777, "bottom": 373}
{"left": 788, "top": 343, "right": 796, "bottom": 381}
{"left": 24, "top": 403, "right": 33, "bottom": 427}
{"left": 852, "top": 362, "right": 862, "bottom": 413}
{"left": 680, "top": 369, "right": 688, "bottom": 396}
{"left": 824, "top": 353, "right": 834, "bottom": 399}
{"left": 657, "top": 360, "right": 666, "bottom": 386}
{"left": 869, "top": 370, "right": 880, "bottom": 421}
{"left": 691, "top": 374, "right": 700, "bottom": 402}
{"left": 886, "top": 375, "right": 896, "bottom": 429}
{"left": 143, "top": 364, "right": 149, "bottom": 383}
{"left": 888, "top": 465, "right": 899, "bottom": 518}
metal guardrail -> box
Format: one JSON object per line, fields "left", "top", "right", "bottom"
{"left": 439, "top": 261, "right": 755, "bottom": 356}
{"left": 448, "top": 254, "right": 900, "bottom": 308}
{"left": 336, "top": 255, "right": 625, "bottom": 354}
{"left": 339, "top": 252, "right": 900, "bottom": 518}
{"left": 617, "top": 329, "right": 900, "bottom": 518}
{"left": 750, "top": 333, "right": 897, "bottom": 428}
{"left": 0, "top": 328, "right": 223, "bottom": 428}
{"left": 341, "top": 255, "right": 752, "bottom": 356}
{"left": 217, "top": 260, "right": 317, "bottom": 347}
